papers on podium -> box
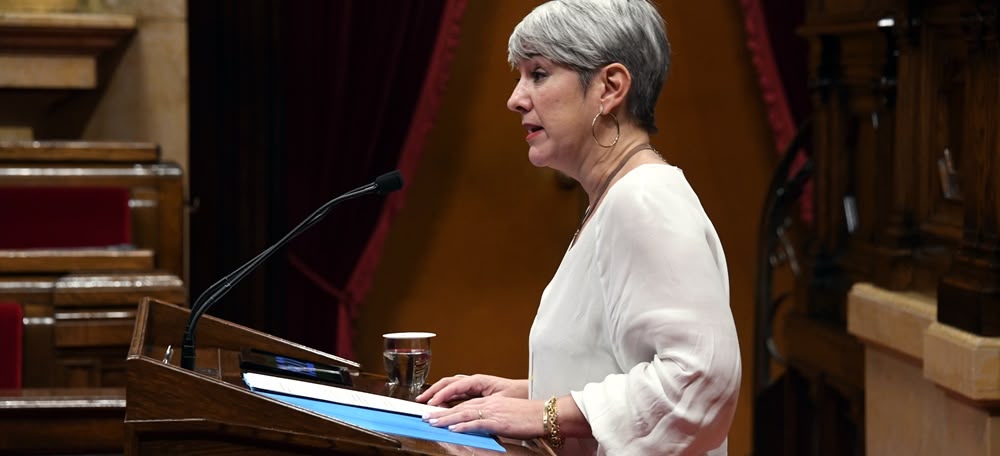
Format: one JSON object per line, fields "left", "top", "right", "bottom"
{"left": 243, "top": 372, "right": 441, "bottom": 417}
{"left": 242, "top": 372, "right": 506, "bottom": 452}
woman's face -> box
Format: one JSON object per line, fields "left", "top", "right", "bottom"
{"left": 507, "top": 56, "right": 595, "bottom": 171}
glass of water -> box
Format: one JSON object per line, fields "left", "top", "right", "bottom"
{"left": 382, "top": 332, "right": 435, "bottom": 391}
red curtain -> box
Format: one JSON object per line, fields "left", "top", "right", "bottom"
{"left": 740, "top": 0, "right": 812, "bottom": 222}
{"left": 281, "top": 0, "right": 466, "bottom": 359}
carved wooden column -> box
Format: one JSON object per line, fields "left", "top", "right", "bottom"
{"left": 799, "top": 4, "right": 906, "bottom": 319}
{"left": 871, "top": 5, "right": 923, "bottom": 292}
{"left": 937, "top": 4, "right": 1000, "bottom": 337}
{"left": 781, "top": 3, "right": 906, "bottom": 454}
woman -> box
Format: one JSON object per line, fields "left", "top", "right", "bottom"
{"left": 417, "top": 1, "right": 741, "bottom": 454}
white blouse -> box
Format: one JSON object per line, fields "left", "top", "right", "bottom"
{"left": 528, "top": 164, "right": 741, "bottom": 455}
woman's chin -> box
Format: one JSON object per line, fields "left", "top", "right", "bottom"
{"left": 526, "top": 149, "right": 551, "bottom": 168}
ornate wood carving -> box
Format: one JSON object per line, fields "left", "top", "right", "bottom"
{"left": 771, "top": 1, "right": 1000, "bottom": 454}
{"left": 799, "top": 0, "right": 1000, "bottom": 336}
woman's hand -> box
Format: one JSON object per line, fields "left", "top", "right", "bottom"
{"left": 422, "top": 396, "right": 544, "bottom": 439}
{"left": 415, "top": 375, "right": 527, "bottom": 406}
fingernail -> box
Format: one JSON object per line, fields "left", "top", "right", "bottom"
{"left": 429, "top": 418, "right": 439, "bottom": 424}
{"left": 448, "top": 424, "right": 456, "bottom": 430}
{"left": 421, "top": 413, "right": 429, "bottom": 420}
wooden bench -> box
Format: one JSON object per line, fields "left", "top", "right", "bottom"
{"left": 0, "top": 140, "right": 187, "bottom": 390}
{"left": 0, "top": 140, "right": 184, "bottom": 277}
{"left": 4, "top": 271, "right": 185, "bottom": 388}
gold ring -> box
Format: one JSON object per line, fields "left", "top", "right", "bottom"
{"left": 477, "top": 409, "right": 484, "bottom": 420}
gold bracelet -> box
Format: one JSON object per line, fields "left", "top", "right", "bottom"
{"left": 542, "top": 396, "right": 564, "bottom": 448}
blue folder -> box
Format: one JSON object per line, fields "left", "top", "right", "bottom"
{"left": 254, "top": 390, "right": 506, "bottom": 452}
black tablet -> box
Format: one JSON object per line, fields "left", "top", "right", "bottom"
{"left": 240, "top": 348, "right": 353, "bottom": 387}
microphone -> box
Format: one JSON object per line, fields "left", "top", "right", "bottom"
{"left": 180, "top": 170, "right": 404, "bottom": 371}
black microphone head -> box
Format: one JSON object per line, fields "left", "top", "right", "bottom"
{"left": 375, "top": 170, "right": 404, "bottom": 194}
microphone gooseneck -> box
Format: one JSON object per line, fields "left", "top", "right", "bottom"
{"left": 180, "top": 170, "right": 404, "bottom": 371}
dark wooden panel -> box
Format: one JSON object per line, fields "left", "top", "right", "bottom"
{"left": 0, "top": 248, "right": 154, "bottom": 273}
{"left": 53, "top": 272, "right": 185, "bottom": 307}
{"left": 20, "top": 302, "right": 56, "bottom": 388}
{"left": 0, "top": 140, "right": 158, "bottom": 163}
{"left": 55, "top": 318, "right": 136, "bottom": 348}
{"left": 761, "top": 1, "right": 1000, "bottom": 455}
{"left": 937, "top": 19, "right": 1000, "bottom": 336}
{"left": 9, "top": 271, "right": 185, "bottom": 388}
{"left": 0, "top": 387, "right": 125, "bottom": 455}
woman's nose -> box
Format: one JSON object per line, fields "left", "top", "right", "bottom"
{"left": 507, "top": 82, "right": 528, "bottom": 113}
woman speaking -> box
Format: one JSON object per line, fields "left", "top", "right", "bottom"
{"left": 418, "top": 1, "right": 741, "bottom": 454}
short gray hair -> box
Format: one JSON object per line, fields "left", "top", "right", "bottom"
{"left": 508, "top": 0, "right": 671, "bottom": 133}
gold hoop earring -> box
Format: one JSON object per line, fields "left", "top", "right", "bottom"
{"left": 591, "top": 104, "right": 620, "bottom": 148}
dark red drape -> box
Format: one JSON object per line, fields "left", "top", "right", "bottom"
{"left": 281, "top": 0, "right": 466, "bottom": 359}
{"left": 740, "top": 0, "right": 812, "bottom": 223}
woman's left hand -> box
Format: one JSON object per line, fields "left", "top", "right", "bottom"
{"left": 423, "top": 395, "right": 544, "bottom": 439}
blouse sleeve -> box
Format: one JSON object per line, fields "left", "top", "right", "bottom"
{"left": 571, "top": 176, "right": 741, "bottom": 455}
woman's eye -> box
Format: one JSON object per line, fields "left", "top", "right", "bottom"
{"left": 531, "top": 70, "right": 547, "bottom": 82}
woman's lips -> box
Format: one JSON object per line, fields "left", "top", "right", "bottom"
{"left": 525, "top": 127, "right": 544, "bottom": 141}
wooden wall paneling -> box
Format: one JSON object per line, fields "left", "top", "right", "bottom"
{"left": 1, "top": 272, "right": 185, "bottom": 389}
{"left": 781, "top": 4, "right": 902, "bottom": 455}
{"left": 20, "top": 306, "right": 58, "bottom": 388}
{"left": 800, "top": 31, "right": 852, "bottom": 323}
{"left": 920, "top": 22, "right": 966, "bottom": 243}
{"left": 55, "top": 347, "right": 129, "bottom": 387}
{"left": 57, "top": 357, "right": 101, "bottom": 388}
{"left": 49, "top": 272, "right": 185, "bottom": 387}
{"left": 901, "top": 14, "right": 965, "bottom": 294}
{"left": 799, "top": 19, "right": 897, "bottom": 323}
{"left": 766, "top": 1, "right": 1000, "bottom": 454}
{"left": 0, "top": 388, "right": 126, "bottom": 455}
{"left": 153, "top": 164, "right": 184, "bottom": 279}
{"left": 938, "top": 8, "right": 1000, "bottom": 336}
{"left": 54, "top": 316, "right": 136, "bottom": 348}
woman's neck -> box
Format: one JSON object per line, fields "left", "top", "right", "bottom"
{"left": 575, "top": 134, "right": 656, "bottom": 205}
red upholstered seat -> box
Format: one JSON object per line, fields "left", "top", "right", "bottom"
{"left": 0, "top": 301, "right": 22, "bottom": 389}
{"left": 0, "top": 187, "right": 131, "bottom": 249}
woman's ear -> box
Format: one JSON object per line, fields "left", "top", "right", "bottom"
{"left": 596, "top": 63, "right": 631, "bottom": 113}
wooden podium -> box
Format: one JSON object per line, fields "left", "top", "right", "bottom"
{"left": 125, "top": 298, "right": 554, "bottom": 455}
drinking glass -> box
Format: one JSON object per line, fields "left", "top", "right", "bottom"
{"left": 382, "top": 332, "right": 435, "bottom": 391}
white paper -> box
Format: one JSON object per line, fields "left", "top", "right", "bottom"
{"left": 242, "top": 372, "right": 443, "bottom": 417}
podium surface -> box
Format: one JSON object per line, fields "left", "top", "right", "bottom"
{"left": 126, "top": 298, "right": 554, "bottom": 455}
